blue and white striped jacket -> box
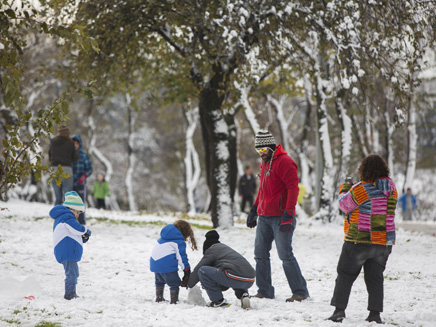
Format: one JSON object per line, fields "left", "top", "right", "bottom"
{"left": 150, "top": 224, "right": 190, "bottom": 273}
{"left": 50, "top": 205, "right": 88, "bottom": 263}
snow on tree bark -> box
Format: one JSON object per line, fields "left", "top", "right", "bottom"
{"left": 315, "top": 72, "right": 335, "bottom": 221}
{"left": 404, "top": 93, "right": 417, "bottom": 192}
{"left": 384, "top": 110, "right": 395, "bottom": 172}
{"left": 125, "top": 94, "right": 137, "bottom": 211}
{"left": 183, "top": 107, "right": 201, "bottom": 216}
{"left": 336, "top": 94, "right": 352, "bottom": 182}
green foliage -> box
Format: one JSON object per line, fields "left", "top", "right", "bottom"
{"left": 0, "top": 1, "right": 98, "bottom": 199}
{"left": 0, "top": 318, "right": 21, "bottom": 325}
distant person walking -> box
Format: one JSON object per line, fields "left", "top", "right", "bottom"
{"left": 49, "top": 125, "right": 78, "bottom": 205}
{"left": 328, "top": 154, "right": 398, "bottom": 324}
{"left": 92, "top": 172, "right": 109, "bottom": 209}
{"left": 398, "top": 188, "right": 417, "bottom": 221}
{"left": 238, "top": 166, "right": 256, "bottom": 213}
{"left": 72, "top": 134, "right": 93, "bottom": 225}
{"left": 246, "top": 130, "right": 309, "bottom": 302}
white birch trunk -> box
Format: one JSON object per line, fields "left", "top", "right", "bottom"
{"left": 184, "top": 107, "right": 201, "bottom": 216}
{"left": 125, "top": 94, "right": 137, "bottom": 211}
{"left": 236, "top": 83, "right": 261, "bottom": 133}
{"left": 404, "top": 98, "right": 417, "bottom": 191}
{"left": 384, "top": 111, "right": 395, "bottom": 171}
{"left": 298, "top": 152, "right": 312, "bottom": 194}
{"left": 315, "top": 72, "right": 335, "bottom": 220}
{"left": 267, "top": 95, "right": 290, "bottom": 151}
{"left": 338, "top": 99, "right": 352, "bottom": 181}
{"left": 214, "top": 111, "right": 233, "bottom": 229}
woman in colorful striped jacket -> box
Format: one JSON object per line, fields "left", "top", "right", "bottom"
{"left": 328, "top": 154, "right": 398, "bottom": 324}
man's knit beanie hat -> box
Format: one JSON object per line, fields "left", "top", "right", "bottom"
{"left": 63, "top": 191, "right": 85, "bottom": 212}
{"left": 203, "top": 230, "right": 220, "bottom": 254}
{"left": 255, "top": 130, "right": 276, "bottom": 151}
{"left": 58, "top": 124, "right": 70, "bottom": 138}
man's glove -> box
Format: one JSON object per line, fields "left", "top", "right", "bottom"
{"left": 82, "top": 229, "right": 91, "bottom": 243}
{"left": 279, "top": 210, "right": 294, "bottom": 233}
{"left": 246, "top": 205, "right": 258, "bottom": 228}
{"left": 78, "top": 173, "right": 87, "bottom": 184}
{"left": 181, "top": 268, "right": 190, "bottom": 288}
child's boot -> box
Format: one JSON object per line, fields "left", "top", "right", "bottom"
{"left": 155, "top": 286, "right": 166, "bottom": 302}
{"left": 64, "top": 283, "right": 78, "bottom": 300}
{"left": 170, "top": 288, "right": 179, "bottom": 304}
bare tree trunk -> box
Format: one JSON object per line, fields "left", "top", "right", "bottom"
{"left": 125, "top": 94, "right": 136, "bottom": 211}
{"left": 352, "top": 113, "right": 369, "bottom": 158}
{"left": 198, "top": 67, "right": 236, "bottom": 228}
{"left": 267, "top": 95, "right": 290, "bottom": 151}
{"left": 314, "top": 55, "right": 335, "bottom": 221}
{"left": 384, "top": 109, "right": 395, "bottom": 173}
{"left": 403, "top": 86, "right": 417, "bottom": 192}
{"left": 183, "top": 106, "right": 201, "bottom": 216}
{"left": 236, "top": 82, "right": 261, "bottom": 134}
{"left": 335, "top": 91, "right": 352, "bottom": 183}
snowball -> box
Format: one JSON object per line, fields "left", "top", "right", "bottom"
{"left": 187, "top": 286, "right": 207, "bottom": 306}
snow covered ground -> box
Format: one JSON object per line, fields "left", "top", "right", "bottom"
{"left": 1, "top": 199, "right": 435, "bottom": 327}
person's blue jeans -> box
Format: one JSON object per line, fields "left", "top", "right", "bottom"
{"left": 51, "top": 166, "right": 74, "bottom": 205}
{"left": 155, "top": 272, "right": 181, "bottom": 290}
{"left": 331, "top": 242, "right": 392, "bottom": 312}
{"left": 198, "top": 266, "right": 254, "bottom": 302}
{"left": 254, "top": 216, "right": 309, "bottom": 299}
{"left": 63, "top": 261, "right": 79, "bottom": 285}
{"left": 74, "top": 183, "right": 86, "bottom": 225}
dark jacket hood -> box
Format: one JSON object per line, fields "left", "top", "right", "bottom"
{"left": 72, "top": 134, "right": 83, "bottom": 151}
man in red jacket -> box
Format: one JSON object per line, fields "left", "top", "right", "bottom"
{"left": 246, "top": 130, "right": 309, "bottom": 302}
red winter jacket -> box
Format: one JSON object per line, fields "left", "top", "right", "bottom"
{"left": 254, "top": 144, "right": 299, "bottom": 217}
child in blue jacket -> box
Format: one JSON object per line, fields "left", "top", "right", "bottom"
{"left": 150, "top": 220, "right": 198, "bottom": 304}
{"left": 50, "top": 191, "right": 92, "bottom": 300}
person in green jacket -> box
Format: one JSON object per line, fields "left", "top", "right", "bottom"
{"left": 92, "top": 172, "right": 109, "bottom": 209}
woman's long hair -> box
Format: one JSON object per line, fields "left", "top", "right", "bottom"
{"left": 358, "top": 154, "right": 390, "bottom": 183}
{"left": 174, "top": 220, "right": 198, "bottom": 251}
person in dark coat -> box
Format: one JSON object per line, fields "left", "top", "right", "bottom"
{"left": 188, "top": 230, "right": 255, "bottom": 309}
{"left": 238, "top": 166, "right": 257, "bottom": 213}
{"left": 71, "top": 134, "right": 93, "bottom": 225}
{"left": 49, "top": 125, "right": 78, "bottom": 205}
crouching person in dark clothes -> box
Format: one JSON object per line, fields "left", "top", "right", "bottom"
{"left": 187, "top": 230, "right": 255, "bottom": 309}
